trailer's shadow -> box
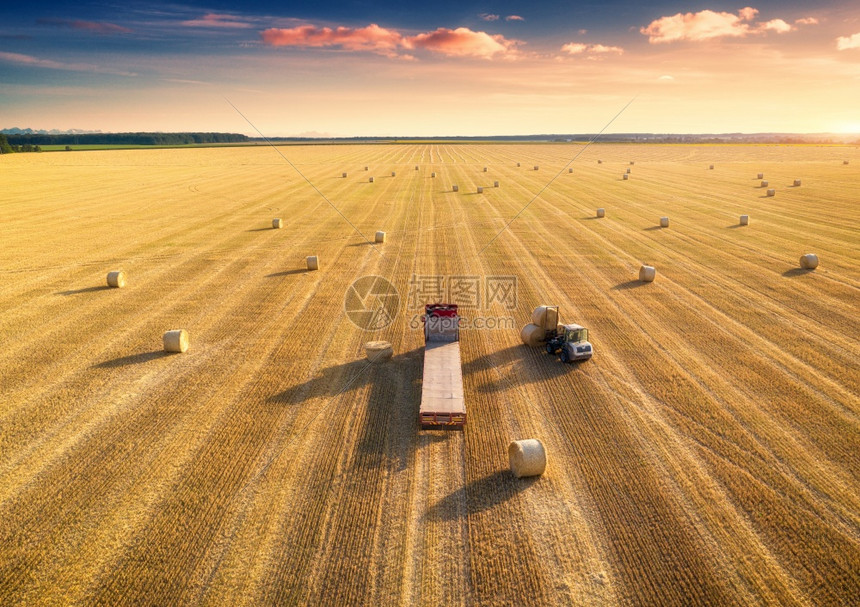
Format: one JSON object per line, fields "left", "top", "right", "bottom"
{"left": 424, "top": 470, "right": 540, "bottom": 521}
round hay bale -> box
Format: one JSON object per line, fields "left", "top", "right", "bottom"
{"left": 477, "top": 186, "right": 484, "bottom": 194}
{"left": 520, "top": 323, "right": 546, "bottom": 347}
{"left": 494, "top": 181, "right": 499, "bottom": 187}
{"left": 709, "top": 164, "right": 714, "bottom": 169}
{"left": 391, "top": 171, "right": 396, "bottom": 177}
{"left": 531, "top": 305, "right": 558, "bottom": 327}
{"left": 342, "top": 172, "right": 348, "bottom": 178}
{"left": 799, "top": 253, "right": 819, "bottom": 269}
{"left": 365, "top": 166, "right": 369, "bottom": 171}
{"left": 660, "top": 217, "right": 669, "bottom": 228}
{"left": 844, "top": 160, "right": 849, "bottom": 165}
{"left": 761, "top": 180, "right": 768, "bottom": 187}
{"left": 639, "top": 265, "right": 656, "bottom": 282}
{"left": 597, "top": 160, "right": 603, "bottom": 164}
{"left": 369, "top": 176, "right": 374, "bottom": 183}
{"left": 767, "top": 189, "right": 775, "bottom": 197}
{"left": 452, "top": 185, "right": 459, "bottom": 192}
{"left": 793, "top": 179, "right": 802, "bottom": 186}
{"left": 307, "top": 255, "right": 319, "bottom": 271}
{"left": 626, "top": 168, "right": 631, "bottom": 174}
{"left": 596, "top": 208, "right": 605, "bottom": 218}
{"left": 569, "top": 168, "right": 573, "bottom": 173}
{"left": 740, "top": 214, "right": 749, "bottom": 226}
{"left": 629, "top": 161, "right": 635, "bottom": 165}
{"left": 106, "top": 270, "right": 126, "bottom": 288}
{"left": 534, "top": 165, "right": 539, "bottom": 171}
{"left": 509, "top": 439, "right": 546, "bottom": 478}
{"left": 415, "top": 165, "right": 419, "bottom": 170}
{"left": 163, "top": 329, "right": 189, "bottom": 353}
{"left": 431, "top": 172, "right": 436, "bottom": 178}
{"left": 375, "top": 231, "right": 386, "bottom": 243}
{"left": 623, "top": 173, "right": 629, "bottom": 180}
{"left": 516, "top": 162, "right": 521, "bottom": 167}
{"left": 757, "top": 173, "right": 764, "bottom": 179}
{"left": 483, "top": 167, "right": 488, "bottom": 172}
{"left": 272, "top": 218, "right": 283, "bottom": 229}
{"left": 365, "top": 340, "right": 393, "bottom": 362}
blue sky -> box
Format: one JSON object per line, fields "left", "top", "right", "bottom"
{"left": 1, "top": 1, "right": 858, "bottom": 135}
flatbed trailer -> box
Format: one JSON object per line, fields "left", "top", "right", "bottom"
{"left": 419, "top": 304, "right": 466, "bottom": 429}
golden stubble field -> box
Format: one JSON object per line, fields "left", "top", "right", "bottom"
{"left": 1, "top": 143, "right": 858, "bottom": 606}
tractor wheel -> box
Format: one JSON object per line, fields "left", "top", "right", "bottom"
{"left": 546, "top": 342, "right": 555, "bottom": 354}
{"left": 560, "top": 348, "right": 571, "bottom": 363}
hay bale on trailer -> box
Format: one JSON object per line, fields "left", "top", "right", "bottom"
{"left": 365, "top": 341, "right": 393, "bottom": 363}
{"left": 799, "top": 253, "right": 819, "bottom": 269}
{"left": 596, "top": 208, "right": 605, "bottom": 218}
{"left": 740, "top": 215, "right": 749, "bottom": 226}
{"left": 509, "top": 439, "right": 546, "bottom": 478}
{"left": 660, "top": 217, "right": 669, "bottom": 228}
{"left": 520, "top": 324, "right": 545, "bottom": 347}
{"left": 531, "top": 305, "right": 558, "bottom": 328}
{"left": 272, "top": 218, "right": 283, "bottom": 229}
{"left": 639, "top": 265, "right": 656, "bottom": 282}
{"left": 307, "top": 256, "right": 319, "bottom": 271}
{"left": 163, "top": 329, "right": 189, "bottom": 353}
{"left": 375, "top": 231, "right": 386, "bottom": 243}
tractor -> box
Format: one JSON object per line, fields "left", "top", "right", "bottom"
{"left": 545, "top": 323, "right": 593, "bottom": 363}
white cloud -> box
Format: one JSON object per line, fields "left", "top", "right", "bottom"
{"left": 561, "top": 42, "right": 622, "bottom": 55}
{"left": 479, "top": 13, "right": 499, "bottom": 22}
{"left": 836, "top": 32, "right": 860, "bottom": 50}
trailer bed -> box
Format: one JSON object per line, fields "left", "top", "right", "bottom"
{"left": 419, "top": 340, "right": 466, "bottom": 428}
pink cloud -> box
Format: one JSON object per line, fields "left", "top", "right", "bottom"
{"left": 181, "top": 13, "right": 252, "bottom": 28}
{"left": 837, "top": 32, "right": 860, "bottom": 50}
{"left": 408, "top": 27, "right": 517, "bottom": 58}
{"left": 506, "top": 15, "right": 525, "bottom": 22}
{"left": 795, "top": 17, "right": 819, "bottom": 26}
{"left": 261, "top": 23, "right": 403, "bottom": 56}
{"left": 262, "top": 23, "right": 518, "bottom": 59}
{"left": 561, "top": 42, "right": 623, "bottom": 55}
{"left": 479, "top": 13, "right": 500, "bottom": 22}
{"left": 38, "top": 18, "right": 132, "bottom": 34}
{"left": 640, "top": 7, "right": 758, "bottom": 43}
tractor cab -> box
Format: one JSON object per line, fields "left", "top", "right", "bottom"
{"left": 546, "top": 323, "right": 593, "bottom": 363}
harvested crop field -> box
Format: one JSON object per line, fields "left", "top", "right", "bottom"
{"left": 1, "top": 143, "right": 858, "bottom": 606}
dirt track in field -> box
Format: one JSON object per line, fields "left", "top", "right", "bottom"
{"left": 1, "top": 143, "right": 858, "bottom": 606}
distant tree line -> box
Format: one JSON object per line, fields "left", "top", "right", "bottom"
{"left": 2, "top": 132, "right": 249, "bottom": 146}
{"left": 0, "top": 134, "right": 40, "bottom": 153}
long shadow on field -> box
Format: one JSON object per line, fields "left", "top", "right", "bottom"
{"left": 247, "top": 227, "right": 277, "bottom": 232}
{"left": 782, "top": 268, "right": 814, "bottom": 277}
{"left": 266, "top": 269, "right": 311, "bottom": 277}
{"left": 612, "top": 279, "right": 649, "bottom": 290}
{"left": 424, "top": 470, "right": 539, "bottom": 521}
{"left": 269, "top": 347, "right": 424, "bottom": 471}
{"left": 94, "top": 350, "right": 168, "bottom": 368}
{"left": 56, "top": 286, "right": 113, "bottom": 296}
{"left": 463, "top": 344, "right": 575, "bottom": 394}
{"left": 726, "top": 224, "right": 746, "bottom": 229}
{"left": 642, "top": 226, "right": 664, "bottom": 231}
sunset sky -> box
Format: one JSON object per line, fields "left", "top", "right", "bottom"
{"left": 1, "top": 1, "right": 858, "bottom": 136}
